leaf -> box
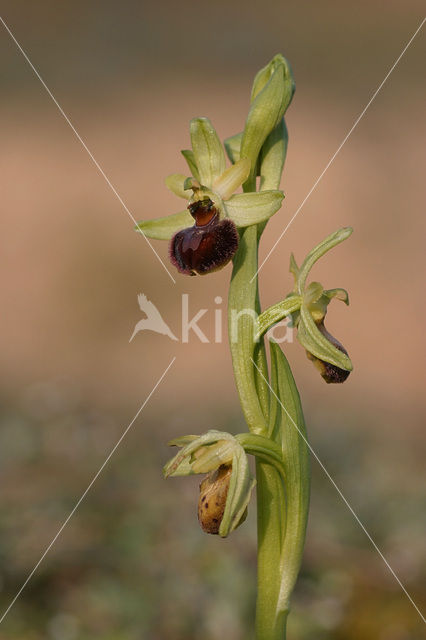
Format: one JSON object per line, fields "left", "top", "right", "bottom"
{"left": 135, "top": 210, "right": 193, "bottom": 240}
{"left": 190, "top": 117, "right": 226, "bottom": 186}
{"left": 297, "top": 227, "right": 353, "bottom": 293}
{"left": 269, "top": 341, "right": 310, "bottom": 611}
{"left": 165, "top": 173, "right": 191, "bottom": 199}
{"left": 225, "top": 190, "right": 284, "bottom": 227}
{"left": 298, "top": 304, "right": 353, "bottom": 371}
{"left": 259, "top": 118, "right": 289, "bottom": 191}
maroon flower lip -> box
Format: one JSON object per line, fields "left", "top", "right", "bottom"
{"left": 169, "top": 197, "right": 239, "bottom": 276}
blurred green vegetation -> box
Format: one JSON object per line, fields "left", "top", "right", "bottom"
{"left": 0, "top": 1, "right": 425, "bottom": 638}
{"left": 0, "top": 382, "right": 424, "bottom": 639}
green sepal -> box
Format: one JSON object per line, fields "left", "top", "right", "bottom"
{"left": 168, "top": 435, "right": 198, "bottom": 447}
{"left": 297, "top": 304, "right": 353, "bottom": 371}
{"left": 190, "top": 117, "right": 226, "bottom": 187}
{"left": 191, "top": 440, "right": 236, "bottom": 473}
{"left": 165, "top": 173, "right": 191, "bottom": 199}
{"left": 181, "top": 149, "right": 200, "bottom": 182}
{"left": 135, "top": 210, "right": 193, "bottom": 240}
{"left": 224, "top": 132, "right": 243, "bottom": 164}
{"left": 226, "top": 190, "right": 284, "bottom": 227}
{"left": 297, "top": 227, "right": 353, "bottom": 294}
{"left": 255, "top": 294, "right": 302, "bottom": 341}
{"left": 164, "top": 430, "right": 229, "bottom": 477}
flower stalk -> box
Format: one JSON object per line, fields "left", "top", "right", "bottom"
{"left": 137, "top": 53, "right": 353, "bottom": 639}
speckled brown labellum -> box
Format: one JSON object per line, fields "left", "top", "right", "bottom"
{"left": 306, "top": 321, "right": 351, "bottom": 384}
{"left": 198, "top": 464, "right": 232, "bottom": 534}
{"left": 169, "top": 198, "right": 239, "bottom": 276}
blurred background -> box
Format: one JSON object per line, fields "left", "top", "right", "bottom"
{"left": 0, "top": 1, "right": 425, "bottom": 638}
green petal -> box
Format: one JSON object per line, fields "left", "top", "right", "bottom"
{"left": 181, "top": 149, "right": 200, "bottom": 182}
{"left": 212, "top": 158, "right": 251, "bottom": 200}
{"left": 224, "top": 132, "right": 243, "bottom": 164}
{"left": 135, "top": 209, "right": 193, "bottom": 240}
{"left": 255, "top": 294, "right": 302, "bottom": 340}
{"left": 225, "top": 190, "right": 284, "bottom": 227}
{"left": 165, "top": 173, "right": 191, "bottom": 199}
{"left": 297, "top": 227, "right": 353, "bottom": 293}
{"left": 190, "top": 117, "right": 226, "bottom": 186}
{"left": 298, "top": 304, "right": 353, "bottom": 371}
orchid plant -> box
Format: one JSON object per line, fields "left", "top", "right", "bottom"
{"left": 136, "top": 54, "right": 353, "bottom": 639}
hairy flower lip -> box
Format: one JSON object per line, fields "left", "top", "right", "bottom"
{"left": 169, "top": 197, "right": 239, "bottom": 276}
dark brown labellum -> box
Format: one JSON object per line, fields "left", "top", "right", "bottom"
{"left": 198, "top": 465, "right": 231, "bottom": 535}
{"left": 169, "top": 198, "right": 239, "bottom": 276}
{"left": 306, "top": 321, "right": 351, "bottom": 384}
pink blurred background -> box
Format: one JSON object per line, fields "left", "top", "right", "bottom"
{"left": 0, "top": 2, "right": 425, "bottom": 639}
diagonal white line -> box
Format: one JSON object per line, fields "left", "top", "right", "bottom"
{"left": 252, "top": 16, "right": 426, "bottom": 282}
{"left": 0, "top": 16, "right": 176, "bottom": 285}
{"left": 0, "top": 356, "right": 176, "bottom": 625}
{"left": 251, "top": 357, "right": 426, "bottom": 624}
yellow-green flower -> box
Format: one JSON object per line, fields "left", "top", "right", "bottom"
{"left": 135, "top": 117, "right": 284, "bottom": 275}
{"left": 164, "top": 430, "right": 256, "bottom": 537}
{"left": 256, "top": 228, "right": 354, "bottom": 382}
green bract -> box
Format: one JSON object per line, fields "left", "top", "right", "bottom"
{"left": 135, "top": 116, "right": 284, "bottom": 240}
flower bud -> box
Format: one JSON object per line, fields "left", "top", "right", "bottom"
{"left": 306, "top": 321, "right": 351, "bottom": 384}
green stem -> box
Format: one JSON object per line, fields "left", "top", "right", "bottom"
{"left": 228, "top": 225, "right": 268, "bottom": 435}
{"left": 229, "top": 224, "right": 288, "bottom": 639}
